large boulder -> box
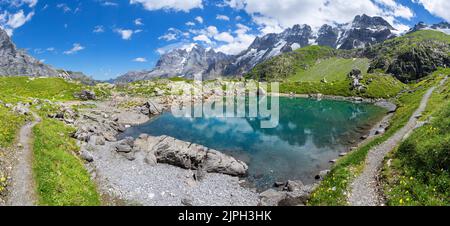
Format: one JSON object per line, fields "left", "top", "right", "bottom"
{"left": 134, "top": 135, "right": 248, "bottom": 176}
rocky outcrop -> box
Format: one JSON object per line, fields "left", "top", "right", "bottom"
{"left": 133, "top": 135, "right": 248, "bottom": 176}
{"left": 74, "top": 90, "right": 96, "bottom": 101}
{"left": 348, "top": 68, "right": 366, "bottom": 92}
{"left": 366, "top": 38, "right": 450, "bottom": 82}
{"left": 259, "top": 181, "right": 317, "bottom": 206}
{"left": 0, "top": 27, "right": 63, "bottom": 78}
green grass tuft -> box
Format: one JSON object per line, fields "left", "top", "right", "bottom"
{"left": 33, "top": 118, "right": 100, "bottom": 206}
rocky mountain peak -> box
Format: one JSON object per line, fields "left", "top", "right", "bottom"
{"left": 0, "top": 27, "right": 62, "bottom": 78}
{"left": 352, "top": 14, "right": 395, "bottom": 30}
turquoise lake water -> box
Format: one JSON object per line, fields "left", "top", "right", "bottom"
{"left": 120, "top": 97, "right": 386, "bottom": 189}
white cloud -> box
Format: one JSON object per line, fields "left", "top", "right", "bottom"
{"left": 159, "top": 27, "right": 183, "bottom": 41}
{"left": 57, "top": 3, "right": 71, "bottom": 13}
{"left": 64, "top": 43, "right": 84, "bottom": 55}
{"left": 134, "top": 18, "right": 144, "bottom": 26}
{"left": 193, "top": 34, "right": 212, "bottom": 44}
{"left": 223, "top": 0, "right": 413, "bottom": 33}
{"left": 186, "top": 21, "right": 195, "bottom": 26}
{"left": 4, "top": 0, "right": 38, "bottom": 8}
{"left": 133, "top": 57, "right": 147, "bottom": 62}
{"left": 130, "top": 0, "right": 203, "bottom": 12}
{"left": 93, "top": 25, "right": 104, "bottom": 33}
{"left": 214, "top": 32, "right": 234, "bottom": 43}
{"left": 0, "top": 9, "right": 35, "bottom": 35}
{"left": 6, "top": 10, "right": 34, "bottom": 29}
{"left": 413, "top": 0, "right": 450, "bottom": 22}
{"left": 216, "top": 14, "right": 230, "bottom": 21}
{"left": 114, "top": 28, "right": 139, "bottom": 40}
{"left": 195, "top": 16, "right": 204, "bottom": 24}
{"left": 100, "top": 1, "right": 118, "bottom": 7}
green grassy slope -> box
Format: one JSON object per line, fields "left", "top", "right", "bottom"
{"left": 0, "top": 76, "right": 101, "bottom": 206}
{"left": 245, "top": 45, "right": 338, "bottom": 81}
{"left": 308, "top": 69, "right": 448, "bottom": 206}
{"left": 289, "top": 57, "right": 370, "bottom": 82}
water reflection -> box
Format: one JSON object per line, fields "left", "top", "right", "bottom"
{"left": 120, "top": 97, "right": 386, "bottom": 189}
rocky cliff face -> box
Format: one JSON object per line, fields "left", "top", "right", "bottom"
{"left": 0, "top": 27, "right": 62, "bottom": 78}
{"left": 365, "top": 30, "right": 450, "bottom": 82}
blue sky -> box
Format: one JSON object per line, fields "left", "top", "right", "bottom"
{"left": 0, "top": 0, "right": 449, "bottom": 80}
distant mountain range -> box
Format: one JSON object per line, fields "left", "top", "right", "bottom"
{"left": 115, "top": 14, "right": 405, "bottom": 83}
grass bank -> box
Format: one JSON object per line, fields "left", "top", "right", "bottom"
{"left": 308, "top": 70, "right": 447, "bottom": 205}
{"left": 32, "top": 116, "right": 100, "bottom": 206}
{"left": 380, "top": 71, "right": 449, "bottom": 206}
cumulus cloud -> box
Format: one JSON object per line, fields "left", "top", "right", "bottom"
{"left": 413, "top": 0, "right": 450, "bottom": 22}
{"left": 134, "top": 18, "right": 144, "bottom": 26}
{"left": 215, "top": 24, "right": 255, "bottom": 55}
{"left": 130, "top": 0, "right": 203, "bottom": 12}
{"left": 114, "top": 28, "right": 140, "bottom": 40}
{"left": 159, "top": 27, "right": 186, "bottom": 41}
{"left": 64, "top": 43, "right": 84, "bottom": 55}
{"left": 93, "top": 25, "right": 104, "bottom": 33}
{"left": 193, "top": 34, "right": 212, "bottom": 44}
{"left": 133, "top": 57, "right": 147, "bottom": 62}
{"left": 223, "top": 0, "right": 413, "bottom": 34}
{"left": 195, "top": 16, "right": 204, "bottom": 24}
{"left": 0, "top": 10, "right": 35, "bottom": 36}
{"left": 216, "top": 14, "right": 230, "bottom": 21}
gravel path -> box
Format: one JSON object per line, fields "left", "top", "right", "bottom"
{"left": 7, "top": 112, "right": 40, "bottom": 206}
{"left": 348, "top": 76, "right": 448, "bottom": 206}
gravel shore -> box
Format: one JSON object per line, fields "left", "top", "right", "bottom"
{"left": 84, "top": 142, "right": 259, "bottom": 206}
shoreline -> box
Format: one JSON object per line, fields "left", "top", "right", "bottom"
{"left": 69, "top": 92, "right": 396, "bottom": 206}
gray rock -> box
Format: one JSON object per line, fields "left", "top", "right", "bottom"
{"left": 80, "top": 150, "right": 94, "bottom": 162}
{"left": 136, "top": 135, "right": 248, "bottom": 176}
{"left": 0, "top": 27, "right": 63, "bottom": 78}
{"left": 181, "top": 196, "right": 194, "bottom": 206}
{"left": 284, "top": 180, "right": 304, "bottom": 192}
{"left": 116, "top": 144, "right": 132, "bottom": 153}
{"left": 315, "top": 170, "right": 330, "bottom": 180}
{"left": 278, "top": 190, "right": 310, "bottom": 206}
{"left": 74, "top": 90, "right": 96, "bottom": 100}
{"left": 144, "top": 152, "right": 157, "bottom": 166}
{"left": 259, "top": 189, "right": 286, "bottom": 206}
{"left": 375, "top": 128, "right": 386, "bottom": 135}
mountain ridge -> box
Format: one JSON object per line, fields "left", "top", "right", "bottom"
{"left": 115, "top": 14, "right": 401, "bottom": 83}
{"left": 0, "top": 28, "right": 63, "bottom": 78}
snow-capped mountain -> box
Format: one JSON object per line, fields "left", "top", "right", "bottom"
{"left": 116, "top": 14, "right": 429, "bottom": 82}
{"left": 115, "top": 44, "right": 233, "bottom": 83}
{"left": 223, "top": 14, "right": 397, "bottom": 76}
{"left": 223, "top": 24, "right": 314, "bottom": 76}
{"left": 409, "top": 22, "right": 450, "bottom": 35}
